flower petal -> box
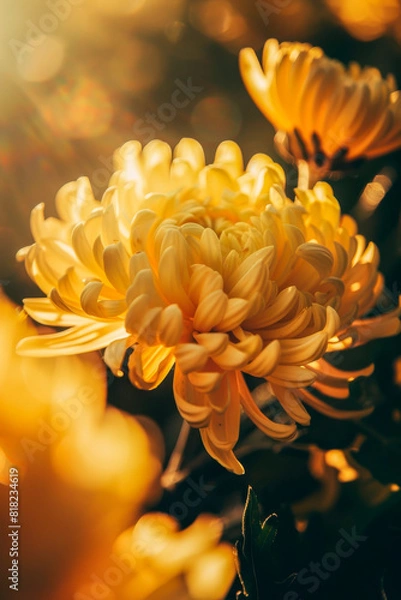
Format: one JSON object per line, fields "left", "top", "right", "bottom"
{"left": 193, "top": 289, "right": 229, "bottom": 332}
{"left": 242, "top": 339, "right": 281, "bottom": 377}
{"left": 23, "top": 297, "right": 93, "bottom": 327}
{"left": 268, "top": 365, "right": 317, "bottom": 388}
{"left": 173, "top": 367, "right": 212, "bottom": 428}
{"left": 128, "top": 344, "right": 175, "bottom": 390}
{"left": 158, "top": 304, "right": 184, "bottom": 346}
{"left": 200, "top": 429, "right": 245, "bottom": 475}
{"left": 270, "top": 383, "right": 311, "bottom": 425}
{"left": 237, "top": 372, "right": 298, "bottom": 440}
{"left": 298, "top": 388, "right": 374, "bottom": 419}
{"left": 175, "top": 343, "right": 209, "bottom": 374}
{"left": 17, "top": 323, "right": 128, "bottom": 357}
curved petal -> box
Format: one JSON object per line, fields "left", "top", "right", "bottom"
{"left": 270, "top": 383, "right": 311, "bottom": 425}
{"left": 207, "top": 375, "right": 241, "bottom": 448}
{"left": 17, "top": 323, "right": 128, "bottom": 357}
{"left": 104, "top": 337, "right": 132, "bottom": 376}
{"left": 241, "top": 339, "right": 281, "bottom": 378}
{"left": 200, "top": 429, "right": 245, "bottom": 475}
{"left": 173, "top": 367, "right": 212, "bottom": 428}
{"left": 23, "top": 297, "right": 94, "bottom": 327}
{"left": 128, "top": 344, "right": 175, "bottom": 391}
{"left": 237, "top": 372, "right": 298, "bottom": 440}
{"left": 267, "top": 365, "right": 317, "bottom": 388}
{"left": 298, "top": 388, "right": 374, "bottom": 419}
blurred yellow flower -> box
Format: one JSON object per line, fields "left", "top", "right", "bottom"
{"left": 240, "top": 39, "right": 401, "bottom": 180}
{"left": 0, "top": 287, "right": 106, "bottom": 471}
{"left": 77, "top": 513, "right": 235, "bottom": 600}
{"left": 17, "top": 140, "right": 401, "bottom": 474}
{"left": 326, "top": 0, "right": 401, "bottom": 41}
{"left": 1, "top": 290, "right": 233, "bottom": 600}
{"left": 0, "top": 291, "right": 164, "bottom": 599}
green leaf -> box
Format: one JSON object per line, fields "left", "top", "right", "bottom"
{"left": 234, "top": 486, "right": 299, "bottom": 600}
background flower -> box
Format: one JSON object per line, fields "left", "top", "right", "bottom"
{"left": 77, "top": 513, "right": 235, "bottom": 600}
{"left": 240, "top": 38, "right": 401, "bottom": 180}
{"left": 0, "top": 291, "right": 164, "bottom": 600}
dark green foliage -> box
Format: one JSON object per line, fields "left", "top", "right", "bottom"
{"left": 234, "top": 487, "right": 299, "bottom": 599}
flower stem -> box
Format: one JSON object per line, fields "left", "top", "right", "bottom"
{"left": 297, "top": 160, "right": 310, "bottom": 190}
{"left": 161, "top": 419, "right": 192, "bottom": 490}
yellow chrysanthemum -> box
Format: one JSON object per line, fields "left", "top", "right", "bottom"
{"left": 240, "top": 39, "right": 401, "bottom": 179}
{"left": 17, "top": 139, "right": 401, "bottom": 474}
{"left": 0, "top": 291, "right": 164, "bottom": 599}
{"left": 77, "top": 513, "right": 235, "bottom": 600}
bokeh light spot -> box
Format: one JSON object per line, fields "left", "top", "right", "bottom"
{"left": 18, "top": 35, "right": 65, "bottom": 83}
{"left": 191, "top": 95, "right": 242, "bottom": 143}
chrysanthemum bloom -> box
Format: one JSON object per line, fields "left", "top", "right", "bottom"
{"left": 17, "top": 139, "right": 401, "bottom": 474}
{"left": 239, "top": 39, "right": 401, "bottom": 181}
{"left": 77, "top": 513, "right": 235, "bottom": 600}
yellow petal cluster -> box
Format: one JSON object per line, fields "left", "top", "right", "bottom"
{"left": 17, "top": 139, "right": 401, "bottom": 474}
{"left": 77, "top": 513, "right": 235, "bottom": 600}
{"left": 239, "top": 39, "right": 401, "bottom": 175}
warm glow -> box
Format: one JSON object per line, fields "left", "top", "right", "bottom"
{"left": 1, "top": 7, "right": 399, "bottom": 599}
{"left": 357, "top": 169, "right": 395, "bottom": 217}
{"left": 0, "top": 446, "right": 11, "bottom": 486}
{"left": 0, "top": 291, "right": 165, "bottom": 599}
{"left": 0, "top": 290, "right": 107, "bottom": 448}
{"left": 190, "top": 0, "right": 249, "bottom": 50}
{"left": 325, "top": 449, "right": 348, "bottom": 469}
{"left": 295, "top": 519, "right": 309, "bottom": 533}
{"left": 326, "top": 449, "right": 358, "bottom": 482}
{"left": 326, "top": 0, "right": 401, "bottom": 41}
{"left": 191, "top": 95, "right": 242, "bottom": 141}
{"left": 394, "top": 357, "right": 401, "bottom": 386}
{"left": 52, "top": 408, "right": 163, "bottom": 502}
{"left": 185, "top": 544, "right": 236, "bottom": 600}
{"left": 18, "top": 35, "right": 65, "bottom": 83}
{"left": 75, "top": 514, "right": 236, "bottom": 600}
{"left": 34, "top": 76, "right": 114, "bottom": 139}
{"left": 338, "top": 467, "right": 359, "bottom": 483}
{"left": 90, "top": 0, "right": 186, "bottom": 31}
